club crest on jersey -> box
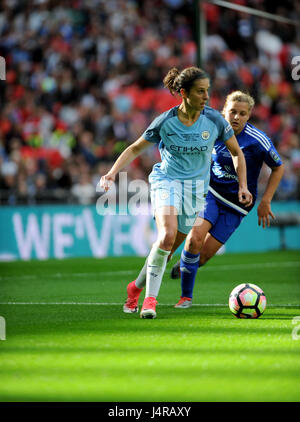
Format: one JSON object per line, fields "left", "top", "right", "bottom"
{"left": 201, "top": 131, "right": 210, "bottom": 140}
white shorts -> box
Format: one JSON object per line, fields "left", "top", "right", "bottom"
{"left": 150, "top": 178, "right": 205, "bottom": 235}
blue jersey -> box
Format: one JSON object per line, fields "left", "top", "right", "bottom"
{"left": 142, "top": 105, "right": 234, "bottom": 195}
{"left": 209, "top": 122, "right": 282, "bottom": 215}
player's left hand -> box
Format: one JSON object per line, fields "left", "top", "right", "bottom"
{"left": 238, "top": 188, "right": 253, "bottom": 207}
{"left": 257, "top": 200, "right": 275, "bottom": 228}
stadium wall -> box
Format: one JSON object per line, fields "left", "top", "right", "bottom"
{"left": 0, "top": 202, "right": 299, "bottom": 261}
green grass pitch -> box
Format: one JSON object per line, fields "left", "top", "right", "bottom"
{"left": 0, "top": 250, "right": 300, "bottom": 402}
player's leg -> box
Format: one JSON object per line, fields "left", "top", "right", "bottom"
{"left": 140, "top": 206, "right": 177, "bottom": 318}
{"left": 174, "top": 191, "right": 219, "bottom": 306}
{"left": 138, "top": 230, "right": 186, "bottom": 288}
{"left": 175, "top": 204, "right": 245, "bottom": 308}
{"left": 134, "top": 229, "right": 186, "bottom": 290}
{"left": 171, "top": 229, "right": 223, "bottom": 276}
{"left": 198, "top": 232, "right": 223, "bottom": 266}
{"left": 175, "top": 217, "right": 212, "bottom": 307}
{"left": 168, "top": 230, "right": 187, "bottom": 262}
{"left": 124, "top": 180, "right": 179, "bottom": 314}
{"left": 174, "top": 231, "right": 223, "bottom": 308}
{"left": 170, "top": 219, "right": 195, "bottom": 279}
{"left": 173, "top": 185, "right": 209, "bottom": 306}
{"left": 171, "top": 191, "right": 214, "bottom": 279}
{"left": 124, "top": 227, "right": 186, "bottom": 313}
{"left": 124, "top": 209, "right": 176, "bottom": 315}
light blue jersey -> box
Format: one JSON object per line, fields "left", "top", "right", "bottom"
{"left": 142, "top": 105, "right": 234, "bottom": 195}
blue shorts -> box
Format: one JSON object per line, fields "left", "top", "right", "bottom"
{"left": 150, "top": 178, "right": 205, "bottom": 235}
{"left": 199, "top": 191, "right": 245, "bottom": 244}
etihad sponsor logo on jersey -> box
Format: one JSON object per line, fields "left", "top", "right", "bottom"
{"left": 170, "top": 145, "right": 208, "bottom": 153}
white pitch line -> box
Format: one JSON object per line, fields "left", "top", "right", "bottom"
{"left": 0, "top": 271, "right": 136, "bottom": 281}
{"left": 1, "top": 261, "right": 299, "bottom": 281}
{"left": 203, "top": 261, "right": 300, "bottom": 271}
{"left": 0, "top": 302, "right": 299, "bottom": 308}
{"left": 0, "top": 270, "right": 136, "bottom": 281}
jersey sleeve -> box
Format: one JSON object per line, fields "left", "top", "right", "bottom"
{"left": 141, "top": 115, "right": 163, "bottom": 144}
{"left": 218, "top": 114, "right": 234, "bottom": 143}
{"left": 262, "top": 142, "right": 282, "bottom": 168}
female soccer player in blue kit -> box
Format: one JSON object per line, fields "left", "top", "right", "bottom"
{"left": 170, "top": 91, "right": 284, "bottom": 308}
{"left": 100, "top": 68, "right": 252, "bottom": 319}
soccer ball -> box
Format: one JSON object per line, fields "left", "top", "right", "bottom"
{"left": 229, "top": 283, "right": 267, "bottom": 319}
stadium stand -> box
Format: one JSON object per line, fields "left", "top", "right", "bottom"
{"left": 0, "top": 0, "right": 299, "bottom": 205}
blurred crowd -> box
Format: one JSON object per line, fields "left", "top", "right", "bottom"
{"left": 0, "top": 0, "right": 299, "bottom": 205}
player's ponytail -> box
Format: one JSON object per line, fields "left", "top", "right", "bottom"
{"left": 163, "top": 67, "right": 181, "bottom": 96}
{"left": 163, "top": 66, "right": 208, "bottom": 96}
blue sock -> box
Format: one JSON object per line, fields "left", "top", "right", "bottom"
{"left": 180, "top": 250, "right": 200, "bottom": 299}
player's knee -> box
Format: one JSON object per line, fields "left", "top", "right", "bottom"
{"left": 157, "top": 229, "right": 177, "bottom": 251}
{"left": 185, "top": 230, "right": 203, "bottom": 253}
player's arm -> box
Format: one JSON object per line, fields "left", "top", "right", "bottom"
{"left": 225, "top": 135, "right": 253, "bottom": 207}
{"left": 100, "top": 137, "right": 152, "bottom": 191}
{"left": 257, "top": 164, "right": 284, "bottom": 228}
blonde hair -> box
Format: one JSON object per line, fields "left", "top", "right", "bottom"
{"left": 223, "top": 91, "right": 255, "bottom": 113}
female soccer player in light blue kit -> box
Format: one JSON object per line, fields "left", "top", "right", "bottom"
{"left": 170, "top": 91, "right": 284, "bottom": 308}
{"left": 100, "top": 68, "right": 252, "bottom": 319}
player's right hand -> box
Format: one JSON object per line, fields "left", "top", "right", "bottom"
{"left": 238, "top": 187, "right": 253, "bottom": 207}
{"left": 99, "top": 173, "right": 115, "bottom": 191}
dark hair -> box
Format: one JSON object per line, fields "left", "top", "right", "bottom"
{"left": 163, "top": 66, "right": 209, "bottom": 96}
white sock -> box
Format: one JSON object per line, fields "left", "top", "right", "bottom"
{"left": 135, "top": 258, "right": 148, "bottom": 289}
{"left": 145, "top": 245, "right": 170, "bottom": 298}
{"left": 135, "top": 252, "right": 174, "bottom": 290}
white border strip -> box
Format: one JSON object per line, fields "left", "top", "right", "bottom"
{"left": 208, "top": 187, "right": 248, "bottom": 215}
